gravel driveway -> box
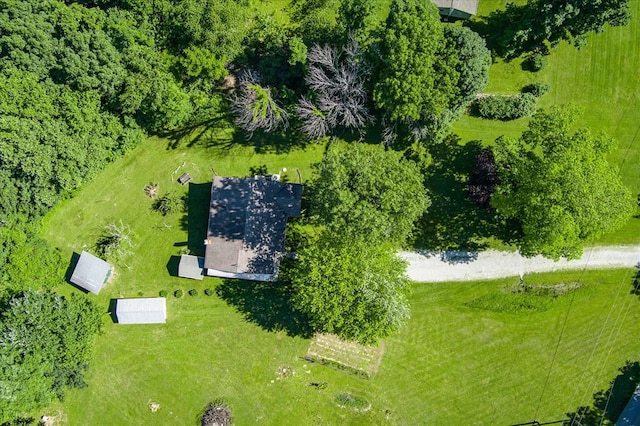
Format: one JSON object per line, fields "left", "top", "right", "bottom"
{"left": 399, "top": 246, "right": 640, "bottom": 283}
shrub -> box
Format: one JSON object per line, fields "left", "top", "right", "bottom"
{"left": 474, "top": 94, "right": 537, "bottom": 120}
{"left": 188, "top": 289, "right": 198, "bottom": 296}
{"left": 153, "top": 193, "right": 181, "bottom": 216}
{"left": 174, "top": 289, "right": 183, "bottom": 298}
{"left": 159, "top": 290, "right": 168, "bottom": 297}
{"left": 95, "top": 221, "right": 133, "bottom": 260}
{"left": 522, "top": 82, "right": 551, "bottom": 97}
{"left": 524, "top": 53, "right": 546, "bottom": 72}
{"left": 201, "top": 400, "right": 232, "bottom": 426}
{"left": 467, "top": 149, "right": 499, "bottom": 209}
{"left": 334, "top": 393, "right": 371, "bottom": 411}
{"left": 204, "top": 288, "right": 213, "bottom": 296}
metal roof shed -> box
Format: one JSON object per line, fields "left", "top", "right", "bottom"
{"left": 116, "top": 298, "right": 167, "bottom": 324}
{"left": 69, "top": 251, "right": 112, "bottom": 294}
{"left": 178, "top": 255, "right": 204, "bottom": 280}
{"left": 432, "top": 0, "right": 479, "bottom": 20}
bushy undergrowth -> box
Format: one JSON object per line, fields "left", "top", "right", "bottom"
{"left": 467, "top": 282, "right": 582, "bottom": 314}
{"left": 474, "top": 93, "right": 537, "bottom": 120}
{"left": 522, "top": 82, "right": 551, "bottom": 97}
{"left": 334, "top": 393, "right": 371, "bottom": 411}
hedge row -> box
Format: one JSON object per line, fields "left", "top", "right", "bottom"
{"left": 474, "top": 93, "right": 537, "bottom": 120}
{"left": 158, "top": 289, "right": 214, "bottom": 297}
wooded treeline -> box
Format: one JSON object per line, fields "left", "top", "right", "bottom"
{"left": 0, "top": 0, "right": 258, "bottom": 421}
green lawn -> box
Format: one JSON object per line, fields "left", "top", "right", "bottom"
{"left": 42, "top": 131, "right": 640, "bottom": 424}
{"left": 451, "top": 0, "right": 640, "bottom": 247}
{"left": 38, "top": 1, "right": 640, "bottom": 423}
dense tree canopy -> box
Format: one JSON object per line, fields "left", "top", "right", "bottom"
{"left": 311, "top": 141, "right": 430, "bottom": 245}
{"left": 492, "top": 106, "right": 636, "bottom": 259}
{"left": 0, "top": 0, "right": 257, "bottom": 291}
{"left": 287, "top": 235, "right": 410, "bottom": 344}
{"left": 485, "top": 0, "right": 631, "bottom": 59}
{"left": 373, "top": 0, "right": 458, "bottom": 124}
{"left": 371, "top": 0, "right": 489, "bottom": 143}
{"left": 443, "top": 26, "right": 491, "bottom": 106}
{"left": 0, "top": 291, "right": 102, "bottom": 422}
{"left": 410, "top": 25, "right": 491, "bottom": 141}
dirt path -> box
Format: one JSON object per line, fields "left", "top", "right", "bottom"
{"left": 399, "top": 246, "right": 640, "bottom": 283}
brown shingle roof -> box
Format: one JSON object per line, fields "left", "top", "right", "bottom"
{"left": 204, "top": 176, "right": 303, "bottom": 277}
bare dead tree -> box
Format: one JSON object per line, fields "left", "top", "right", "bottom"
{"left": 231, "top": 70, "right": 288, "bottom": 137}
{"left": 295, "top": 96, "right": 330, "bottom": 139}
{"left": 96, "top": 221, "right": 133, "bottom": 260}
{"left": 298, "top": 36, "right": 372, "bottom": 139}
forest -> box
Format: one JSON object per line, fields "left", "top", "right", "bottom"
{"left": 0, "top": 0, "right": 636, "bottom": 423}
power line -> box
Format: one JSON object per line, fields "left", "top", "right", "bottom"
{"left": 565, "top": 267, "right": 633, "bottom": 418}
{"left": 533, "top": 248, "right": 594, "bottom": 421}
{"left": 575, "top": 269, "right": 636, "bottom": 426}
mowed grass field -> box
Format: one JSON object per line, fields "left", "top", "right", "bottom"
{"left": 42, "top": 145, "right": 640, "bottom": 423}
{"left": 43, "top": 135, "right": 640, "bottom": 424}
{"left": 39, "top": 1, "right": 640, "bottom": 424}
{"left": 455, "top": 0, "right": 640, "bottom": 245}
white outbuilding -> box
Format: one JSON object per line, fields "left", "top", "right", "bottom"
{"left": 69, "top": 251, "right": 112, "bottom": 294}
{"left": 116, "top": 297, "right": 167, "bottom": 324}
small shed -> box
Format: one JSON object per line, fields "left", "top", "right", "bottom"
{"left": 69, "top": 251, "right": 112, "bottom": 295}
{"left": 432, "top": 0, "right": 479, "bottom": 20}
{"left": 116, "top": 298, "right": 167, "bottom": 324}
{"left": 178, "top": 255, "right": 205, "bottom": 280}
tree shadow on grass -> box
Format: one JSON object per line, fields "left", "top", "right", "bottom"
{"left": 465, "top": 4, "right": 548, "bottom": 61}
{"left": 161, "top": 110, "right": 235, "bottom": 150}
{"left": 630, "top": 264, "right": 640, "bottom": 297}
{"left": 179, "top": 182, "right": 211, "bottom": 257}
{"left": 217, "top": 126, "right": 312, "bottom": 155}
{"left": 565, "top": 360, "right": 640, "bottom": 425}
{"left": 411, "top": 135, "right": 520, "bottom": 252}
{"left": 216, "top": 278, "right": 313, "bottom": 338}
{"left": 161, "top": 105, "right": 313, "bottom": 155}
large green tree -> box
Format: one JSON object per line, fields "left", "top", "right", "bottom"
{"left": 372, "top": 0, "right": 459, "bottom": 127}
{"left": 443, "top": 26, "right": 491, "bottom": 106}
{"left": 287, "top": 235, "right": 410, "bottom": 344}
{"left": 311, "top": 141, "right": 430, "bottom": 245}
{"left": 410, "top": 25, "right": 491, "bottom": 141}
{"left": 492, "top": 106, "right": 636, "bottom": 260}
{"left": 0, "top": 291, "right": 102, "bottom": 423}
{"left": 486, "top": 0, "right": 631, "bottom": 59}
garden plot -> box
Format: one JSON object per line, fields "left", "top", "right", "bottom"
{"left": 305, "top": 333, "right": 385, "bottom": 378}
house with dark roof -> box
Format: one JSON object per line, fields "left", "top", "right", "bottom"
{"left": 432, "top": 0, "right": 479, "bottom": 20}
{"left": 204, "top": 175, "right": 303, "bottom": 281}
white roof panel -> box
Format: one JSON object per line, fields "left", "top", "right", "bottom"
{"left": 116, "top": 297, "right": 166, "bottom": 324}
{"left": 69, "top": 251, "right": 111, "bottom": 294}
